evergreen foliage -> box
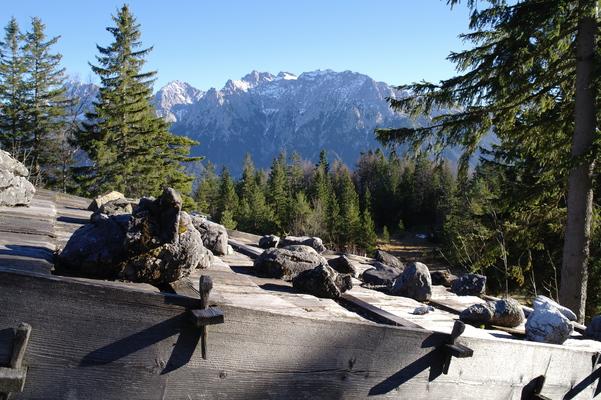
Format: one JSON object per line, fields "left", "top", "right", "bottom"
{"left": 376, "top": 0, "right": 600, "bottom": 320}
{"left": 74, "top": 5, "right": 198, "bottom": 199}
{"left": 22, "top": 17, "right": 71, "bottom": 187}
{"left": 0, "top": 18, "right": 28, "bottom": 160}
{"left": 195, "top": 150, "right": 455, "bottom": 255}
{"left": 0, "top": 17, "right": 73, "bottom": 190}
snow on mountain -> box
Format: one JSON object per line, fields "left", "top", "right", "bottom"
{"left": 155, "top": 69, "right": 424, "bottom": 174}
{"left": 66, "top": 69, "right": 465, "bottom": 175}
{"left": 153, "top": 80, "right": 204, "bottom": 122}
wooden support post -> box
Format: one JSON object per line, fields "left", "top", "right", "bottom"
{"left": 442, "top": 320, "right": 473, "bottom": 375}
{"left": 0, "top": 322, "right": 32, "bottom": 400}
{"left": 188, "top": 275, "right": 225, "bottom": 360}
{"left": 199, "top": 276, "right": 211, "bottom": 360}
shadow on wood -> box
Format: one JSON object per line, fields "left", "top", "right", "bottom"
{"left": 80, "top": 313, "right": 200, "bottom": 374}
{"left": 368, "top": 332, "right": 447, "bottom": 396}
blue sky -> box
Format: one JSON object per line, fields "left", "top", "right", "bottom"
{"left": 5, "top": 1, "right": 472, "bottom": 90}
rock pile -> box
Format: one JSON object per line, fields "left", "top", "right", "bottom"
{"left": 327, "top": 255, "right": 357, "bottom": 277}
{"left": 191, "top": 216, "right": 229, "bottom": 255}
{"left": 280, "top": 236, "right": 326, "bottom": 253}
{"left": 460, "top": 298, "right": 525, "bottom": 328}
{"left": 0, "top": 149, "right": 35, "bottom": 206}
{"left": 390, "top": 262, "right": 432, "bottom": 302}
{"left": 258, "top": 234, "right": 280, "bottom": 249}
{"left": 532, "top": 295, "right": 576, "bottom": 321}
{"left": 292, "top": 264, "right": 352, "bottom": 299}
{"left": 57, "top": 188, "right": 211, "bottom": 285}
{"left": 362, "top": 261, "right": 403, "bottom": 287}
{"left": 526, "top": 300, "right": 573, "bottom": 345}
{"left": 87, "top": 190, "right": 126, "bottom": 212}
{"left": 374, "top": 249, "right": 404, "bottom": 271}
{"left": 430, "top": 269, "right": 457, "bottom": 287}
{"left": 254, "top": 245, "right": 328, "bottom": 281}
{"left": 451, "top": 274, "right": 487, "bottom": 296}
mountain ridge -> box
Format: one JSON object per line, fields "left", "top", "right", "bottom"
{"left": 66, "top": 69, "right": 461, "bottom": 175}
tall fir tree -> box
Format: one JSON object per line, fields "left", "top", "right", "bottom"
{"left": 75, "top": 5, "right": 198, "bottom": 199}
{"left": 194, "top": 161, "right": 220, "bottom": 217}
{"left": 0, "top": 18, "right": 28, "bottom": 160}
{"left": 267, "top": 152, "right": 290, "bottom": 232}
{"left": 359, "top": 189, "right": 378, "bottom": 254}
{"left": 22, "top": 17, "right": 71, "bottom": 187}
{"left": 237, "top": 153, "right": 275, "bottom": 233}
{"left": 216, "top": 167, "right": 238, "bottom": 228}
{"left": 377, "top": 0, "right": 598, "bottom": 320}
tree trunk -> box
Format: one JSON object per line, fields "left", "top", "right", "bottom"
{"left": 559, "top": 3, "right": 596, "bottom": 323}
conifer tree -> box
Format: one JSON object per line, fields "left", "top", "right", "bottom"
{"left": 0, "top": 18, "right": 28, "bottom": 160}
{"left": 75, "top": 5, "right": 198, "bottom": 198}
{"left": 217, "top": 167, "right": 238, "bottom": 225}
{"left": 22, "top": 17, "right": 70, "bottom": 187}
{"left": 377, "top": 0, "right": 598, "bottom": 320}
{"left": 267, "top": 153, "right": 289, "bottom": 231}
{"left": 288, "top": 151, "right": 305, "bottom": 195}
{"left": 194, "top": 161, "right": 220, "bottom": 216}
{"left": 336, "top": 166, "right": 361, "bottom": 247}
{"left": 359, "top": 189, "right": 378, "bottom": 253}
{"left": 237, "top": 153, "right": 275, "bottom": 233}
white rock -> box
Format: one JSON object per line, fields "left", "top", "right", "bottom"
{"left": 0, "top": 150, "right": 35, "bottom": 206}
{"left": 88, "top": 191, "right": 125, "bottom": 212}
{"left": 526, "top": 305, "right": 573, "bottom": 344}
{"left": 533, "top": 295, "right": 577, "bottom": 321}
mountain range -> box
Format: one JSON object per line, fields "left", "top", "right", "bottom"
{"left": 68, "top": 69, "right": 460, "bottom": 175}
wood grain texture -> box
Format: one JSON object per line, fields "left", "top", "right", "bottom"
{"left": 0, "top": 267, "right": 599, "bottom": 399}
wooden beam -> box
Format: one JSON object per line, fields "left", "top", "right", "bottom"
{"left": 0, "top": 267, "right": 599, "bottom": 399}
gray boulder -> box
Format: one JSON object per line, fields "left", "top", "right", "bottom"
{"left": 254, "top": 245, "right": 329, "bottom": 281}
{"left": 87, "top": 190, "right": 125, "bottom": 212}
{"left": 585, "top": 315, "right": 601, "bottom": 341}
{"left": 191, "top": 216, "right": 229, "bottom": 255}
{"left": 327, "top": 255, "right": 357, "bottom": 277}
{"left": 120, "top": 211, "right": 206, "bottom": 284}
{"left": 361, "top": 261, "right": 403, "bottom": 287}
{"left": 430, "top": 270, "right": 457, "bottom": 287}
{"left": 451, "top": 274, "right": 487, "bottom": 296}
{"left": 390, "top": 262, "right": 432, "bottom": 302}
{"left": 259, "top": 234, "right": 280, "bottom": 249}
{"left": 374, "top": 249, "right": 404, "bottom": 270}
{"left": 280, "top": 236, "right": 326, "bottom": 253}
{"left": 526, "top": 304, "right": 573, "bottom": 344}
{"left": 413, "top": 305, "right": 435, "bottom": 315}
{"left": 58, "top": 187, "right": 209, "bottom": 285}
{"left": 533, "top": 295, "right": 577, "bottom": 322}
{"left": 90, "top": 198, "right": 133, "bottom": 221}
{"left": 56, "top": 214, "right": 130, "bottom": 278}
{"left": 0, "top": 149, "right": 35, "bottom": 206}
{"left": 460, "top": 298, "right": 525, "bottom": 328}
{"left": 292, "top": 264, "right": 352, "bottom": 299}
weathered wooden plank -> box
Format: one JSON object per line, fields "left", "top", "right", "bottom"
{"left": 228, "top": 239, "right": 263, "bottom": 258}
{"left": 0, "top": 267, "right": 598, "bottom": 399}
{"left": 339, "top": 293, "right": 423, "bottom": 329}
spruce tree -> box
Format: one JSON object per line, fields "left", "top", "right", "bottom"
{"left": 217, "top": 167, "right": 238, "bottom": 226}
{"left": 0, "top": 18, "right": 28, "bottom": 160}
{"left": 267, "top": 153, "right": 289, "bottom": 231}
{"left": 336, "top": 166, "right": 361, "bottom": 247}
{"left": 377, "top": 0, "right": 598, "bottom": 320}
{"left": 75, "top": 5, "right": 198, "bottom": 198}
{"left": 237, "top": 153, "right": 276, "bottom": 233}
{"left": 22, "top": 17, "right": 70, "bottom": 187}
{"left": 359, "top": 189, "right": 378, "bottom": 254}
{"left": 194, "top": 161, "right": 220, "bottom": 216}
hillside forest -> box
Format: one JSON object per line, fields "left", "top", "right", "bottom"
{"left": 0, "top": 2, "right": 599, "bottom": 320}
